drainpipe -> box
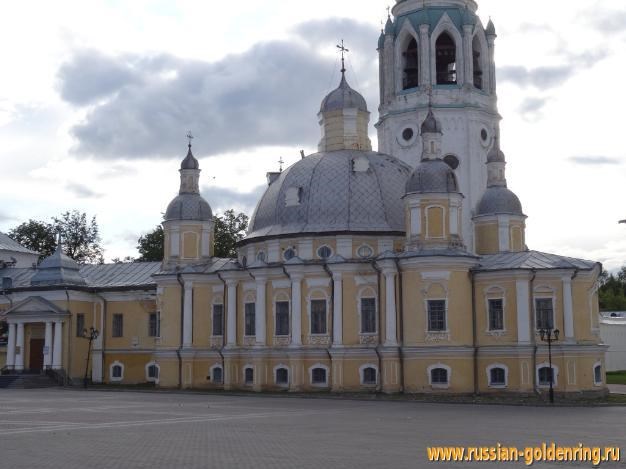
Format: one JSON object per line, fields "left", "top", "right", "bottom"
{"left": 470, "top": 271, "right": 478, "bottom": 396}
{"left": 176, "top": 273, "right": 184, "bottom": 389}
{"left": 322, "top": 263, "right": 335, "bottom": 387}
{"left": 394, "top": 258, "right": 405, "bottom": 393}
{"left": 94, "top": 293, "right": 107, "bottom": 384}
{"left": 216, "top": 273, "right": 227, "bottom": 386}
{"left": 529, "top": 269, "right": 538, "bottom": 394}
{"left": 371, "top": 260, "right": 383, "bottom": 393}
{"left": 65, "top": 288, "right": 72, "bottom": 384}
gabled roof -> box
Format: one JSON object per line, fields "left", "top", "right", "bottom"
{"left": 3, "top": 296, "right": 69, "bottom": 319}
{"left": 476, "top": 251, "right": 599, "bottom": 272}
{"left": 0, "top": 232, "right": 39, "bottom": 256}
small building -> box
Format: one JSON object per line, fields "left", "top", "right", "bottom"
{"left": 0, "top": 232, "right": 39, "bottom": 270}
{"left": 600, "top": 312, "right": 626, "bottom": 371}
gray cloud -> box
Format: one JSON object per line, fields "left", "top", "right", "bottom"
{"left": 58, "top": 18, "right": 379, "bottom": 161}
{"left": 569, "top": 156, "right": 621, "bottom": 166}
{"left": 202, "top": 184, "right": 266, "bottom": 217}
{"left": 586, "top": 9, "right": 626, "bottom": 35}
{"left": 0, "top": 212, "right": 14, "bottom": 223}
{"left": 518, "top": 96, "right": 550, "bottom": 120}
{"left": 65, "top": 182, "right": 102, "bottom": 198}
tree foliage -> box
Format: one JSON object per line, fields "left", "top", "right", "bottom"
{"left": 599, "top": 267, "right": 626, "bottom": 312}
{"left": 213, "top": 210, "right": 249, "bottom": 259}
{"left": 136, "top": 225, "right": 164, "bottom": 262}
{"left": 8, "top": 210, "right": 104, "bottom": 264}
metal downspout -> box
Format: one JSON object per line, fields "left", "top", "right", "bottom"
{"left": 216, "top": 273, "right": 227, "bottom": 386}
{"left": 65, "top": 288, "right": 71, "bottom": 385}
{"left": 529, "top": 269, "right": 538, "bottom": 395}
{"left": 176, "top": 273, "right": 184, "bottom": 389}
{"left": 393, "top": 258, "right": 405, "bottom": 393}
{"left": 371, "top": 260, "right": 383, "bottom": 393}
{"left": 95, "top": 293, "right": 107, "bottom": 384}
{"left": 470, "top": 270, "right": 478, "bottom": 396}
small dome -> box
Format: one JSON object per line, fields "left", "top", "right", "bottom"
{"left": 31, "top": 245, "right": 86, "bottom": 286}
{"left": 487, "top": 139, "right": 505, "bottom": 163}
{"left": 181, "top": 146, "right": 199, "bottom": 170}
{"left": 165, "top": 194, "right": 213, "bottom": 222}
{"left": 405, "top": 159, "right": 459, "bottom": 194}
{"left": 421, "top": 109, "right": 442, "bottom": 134}
{"left": 320, "top": 75, "right": 368, "bottom": 113}
{"left": 486, "top": 19, "right": 496, "bottom": 36}
{"left": 384, "top": 17, "right": 394, "bottom": 35}
{"left": 476, "top": 186, "right": 524, "bottom": 216}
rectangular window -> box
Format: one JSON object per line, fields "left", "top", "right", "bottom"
{"left": 310, "top": 299, "right": 327, "bottom": 335}
{"left": 275, "top": 301, "right": 290, "bottom": 336}
{"left": 76, "top": 313, "right": 85, "bottom": 337}
{"left": 244, "top": 303, "right": 256, "bottom": 336}
{"left": 535, "top": 298, "right": 554, "bottom": 330}
{"left": 360, "top": 298, "right": 377, "bottom": 334}
{"left": 148, "top": 312, "right": 160, "bottom": 337}
{"left": 427, "top": 300, "right": 447, "bottom": 332}
{"left": 212, "top": 304, "right": 224, "bottom": 336}
{"left": 488, "top": 299, "right": 504, "bottom": 331}
{"left": 112, "top": 314, "right": 124, "bottom": 338}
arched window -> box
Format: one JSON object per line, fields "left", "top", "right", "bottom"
{"left": 489, "top": 367, "right": 506, "bottom": 387}
{"left": 472, "top": 35, "right": 483, "bottom": 89}
{"left": 436, "top": 32, "right": 457, "bottom": 84}
{"left": 146, "top": 362, "right": 160, "bottom": 383}
{"left": 310, "top": 365, "right": 329, "bottom": 386}
{"left": 244, "top": 366, "right": 254, "bottom": 385}
{"left": 361, "top": 366, "right": 378, "bottom": 385}
{"left": 403, "top": 37, "right": 419, "bottom": 89}
{"left": 431, "top": 367, "right": 448, "bottom": 385}
{"left": 593, "top": 363, "right": 603, "bottom": 386}
{"left": 537, "top": 364, "right": 559, "bottom": 387}
{"left": 211, "top": 365, "right": 223, "bottom": 384}
{"left": 110, "top": 361, "right": 124, "bottom": 382}
{"left": 275, "top": 367, "right": 289, "bottom": 386}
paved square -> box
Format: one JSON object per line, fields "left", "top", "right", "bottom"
{"left": 0, "top": 389, "right": 623, "bottom": 468}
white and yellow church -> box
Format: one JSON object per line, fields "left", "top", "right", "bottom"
{"left": 0, "top": 0, "right": 608, "bottom": 396}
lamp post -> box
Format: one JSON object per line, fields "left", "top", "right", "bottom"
{"left": 539, "top": 328, "right": 560, "bottom": 404}
{"left": 81, "top": 327, "right": 99, "bottom": 389}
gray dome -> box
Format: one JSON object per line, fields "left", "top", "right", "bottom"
{"left": 421, "top": 109, "right": 442, "bottom": 134}
{"left": 476, "top": 186, "right": 524, "bottom": 216}
{"left": 181, "top": 146, "right": 199, "bottom": 170}
{"left": 31, "top": 246, "right": 86, "bottom": 286}
{"left": 487, "top": 138, "right": 505, "bottom": 163}
{"left": 406, "top": 159, "right": 459, "bottom": 194}
{"left": 320, "top": 75, "right": 368, "bottom": 113}
{"left": 486, "top": 19, "right": 496, "bottom": 36}
{"left": 246, "top": 150, "right": 412, "bottom": 240}
{"left": 165, "top": 194, "right": 212, "bottom": 222}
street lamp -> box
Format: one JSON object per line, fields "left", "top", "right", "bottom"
{"left": 81, "top": 327, "right": 99, "bottom": 389}
{"left": 539, "top": 328, "right": 560, "bottom": 404}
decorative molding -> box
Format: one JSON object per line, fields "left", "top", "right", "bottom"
{"left": 306, "top": 277, "right": 331, "bottom": 288}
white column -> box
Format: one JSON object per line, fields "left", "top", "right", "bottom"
{"left": 419, "top": 25, "right": 430, "bottom": 87}
{"left": 516, "top": 279, "right": 531, "bottom": 344}
{"left": 52, "top": 322, "right": 63, "bottom": 370}
{"left": 463, "top": 25, "right": 473, "bottom": 86}
{"left": 6, "top": 323, "right": 16, "bottom": 369}
{"left": 384, "top": 271, "right": 398, "bottom": 346}
{"left": 15, "top": 322, "right": 24, "bottom": 371}
{"left": 562, "top": 275, "right": 575, "bottom": 341}
{"left": 226, "top": 280, "right": 237, "bottom": 347}
{"left": 43, "top": 322, "right": 53, "bottom": 368}
{"left": 290, "top": 275, "right": 303, "bottom": 347}
{"left": 333, "top": 273, "right": 343, "bottom": 346}
{"left": 255, "top": 277, "right": 267, "bottom": 345}
{"left": 487, "top": 37, "right": 496, "bottom": 94}
{"left": 183, "top": 281, "right": 193, "bottom": 347}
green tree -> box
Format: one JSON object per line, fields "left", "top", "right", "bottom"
{"left": 8, "top": 211, "right": 104, "bottom": 264}
{"left": 599, "top": 268, "right": 626, "bottom": 312}
{"left": 136, "top": 226, "right": 164, "bottom": 262}
{"left": 8, "top": 220, "right": 57, "bottom": 260}
{"left": 213, "top": 210, "right": 249, "bottom": 258}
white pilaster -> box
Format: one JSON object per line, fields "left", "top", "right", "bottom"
{"left": 170, "top": 227, "right": 180, "bottom": 258}
{"left": 463, "top": 25, "right": 473, "bottom": 86}
{"left": 6, "top": 323, "right": 16, "bottom": 369}
{"left": 183, "top": 281, "right": 193, "bottom": 347}
{"left": 384, "top": 271, "right": 398, "bottom": 346}
{"left": 498, "top": 216, "right": 510, "bottom": 252}
{"left": 43, "top": 322, "right": 53, "bottom": 368}
{"left": 52, "top": 321, "right": 63, "bottom": 370}
{"left": 516, "top": 279, "right": 531, "bottom": 344}
{"left": 256, "top": 277, "right": 267, "bottom": 345}
{"left": 333, "top": 273, "right": 343, "bottom": 346}
{"left": 290, "top": 274, "right": 303, "bottom": 347}
{"left": 419, "top": 25, "right": 430, "bottom": 87}
{"left": 226, "top": 280, "right": 237, "bottom": 347}
{"left": 562, "top": 275, "right": 575, "bottom": 341}
{"left": 15, "top": 322, "right": 24, "bottom": 371}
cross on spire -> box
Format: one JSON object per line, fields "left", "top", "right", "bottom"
{"left": 386, "top": 5, "right": 391, "bottom": 18}
{"left": 278, "top": 157, "right": 284, "bottom": 172}
{"left": 336, "top": 39, "right": 349, "bottom": 76}
{"left": 186, "top": 130, "right": 194, "bottom": 149}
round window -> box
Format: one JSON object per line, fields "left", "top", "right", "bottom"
{"left": 317, "top": 245, "right": 332, "bottom": 259}
{"left": 402, "top": 128, "right": 414, "bottom": 142}
{"left": 443, "top": 155, "right": 460, "bottom": 170}
{"left": 283, "top": 248, "right": 296, "bottom": 261}
{"left": 481, "top": 128, "right": 489, "bottom": 142}
{"left": 357, "top": 245, "right": 374, "bottom": 258}
{"left": 256, "top": 251, "right": 266, "bottom": 262}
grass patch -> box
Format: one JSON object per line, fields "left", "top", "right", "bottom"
{"left": 606, "top": 371, "right": 626, "bottom": 385}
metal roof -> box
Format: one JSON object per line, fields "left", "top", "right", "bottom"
{"left": 406, "top": 159, "right": 459, "bottom": 194}
{"left": 320, "top": 75, "right": 368, "bottom": 113}
{"left": 0, "top": 232, "right": 39, "bottom": 256}
{"left": 476, "top": 251, "right": 599, "bottom": 272}
{"left": 476, "top": 186, "right": 524, "bottom": 217}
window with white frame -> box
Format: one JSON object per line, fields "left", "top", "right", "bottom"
{"left": 310, "top": 299, "right": 327, "bottom": 335}
{"left": 146, "top": 362, "right": 160, "bottom": 382}
{"left": 488, "top": 299, "right": 504, "bottom": 331}
{"left": 275, "top": 301, "right": 290, "bottom": 336}
{"left": 110, "top": 361, "right": 124, "bottom": 382}
{"left": 275, "top": 367, "right": 289, "bottom": 386}
{"left": 244, "top": 302, "right": 256, "bottom": 336}
{"left": 112, "top": 313, "right": 124, "bottom": 338}
{"left": 430, "top": 367, "right": 449, "bottom": 385}
{"left": 427, "top": 300, "right": 447, "bottom": 332}
{"left": 361, "top": 366, "right": 377, "bottom": 385}
{"left": 212, "top": 304, "right": 224, "bottom": 336}
{"left": 148, "top": 312, "right": 160, "bottom": 337}
{"left": 538, "top": 366, "right": 557, "bottom": 386}
{"left": 488, "top": 366, "right": 507, "bottom": 387}
{"left": 360, "top": 297, "right": 377, "bottom": 334}
{"left": 211, "top": 366, "right": 223, "bottom": 384}
{"left": 311, "top": 367, "right": 327, "bottom": 385}
{"left": 535, "top": 298, "right": 554, "bottom": 330}
{"left": 244, "top": 367, "right": 254, "bottom": 385}
{"left": 594, "top": 363, "right": 603, "bottom": 386}
{"left": 317, "top": 245, "right": 332, "bottom": 260}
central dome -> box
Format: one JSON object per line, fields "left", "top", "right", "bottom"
{"left": 246, "top": 150, "right": 411, "bottom": 241}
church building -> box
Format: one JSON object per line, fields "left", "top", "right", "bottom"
{"left": 0, "top": 0, "right": 607, "bottom": 396}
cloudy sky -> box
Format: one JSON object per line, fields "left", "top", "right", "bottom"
{"left": 1, "top": 0, "right": 625, "bottom": 270}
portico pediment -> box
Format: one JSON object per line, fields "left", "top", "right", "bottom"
{"left": 4, "top": 296, "right": 70, "bottom": 322}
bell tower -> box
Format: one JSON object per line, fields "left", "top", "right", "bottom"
{"left": 376, "top": 0, "right": 499, "bottom": 251}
